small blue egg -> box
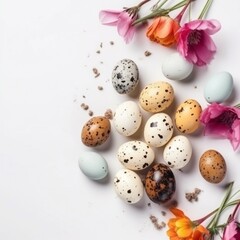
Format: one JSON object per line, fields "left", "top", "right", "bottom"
{"left": 78, "top": 151, "right": 108, "bottom": 180}
{"left": 204, "top": 71, "right": 233, "bottom": 103}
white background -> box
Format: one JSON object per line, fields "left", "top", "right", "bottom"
{"left": 0, "top": 0, "right": 240, "bottom": 239}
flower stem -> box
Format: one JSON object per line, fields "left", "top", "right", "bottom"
{"left": 137, "top": 0, "right": 151, "bottom": 8}
{"left": 198, "top": 0, "right": 213, "bottom": 19}
{"left": 174, "top": 0, "right": 193, "bottom": 23}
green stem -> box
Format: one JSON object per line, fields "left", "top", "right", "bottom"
{"left": 234, "top": 103, "right": 240, "bottom": 108}
{"left": 198, "top": 0, "right": 213, "bottom": 19}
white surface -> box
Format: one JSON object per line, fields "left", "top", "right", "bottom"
{"left": 0, "top": 0, "right": 240, "bottom": 239}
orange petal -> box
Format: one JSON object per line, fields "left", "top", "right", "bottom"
{"left": 176, "top": 226, "right": 193, "bottom": 238}
{"left": 170, "top": 208, "right": 186, "bottom": 218}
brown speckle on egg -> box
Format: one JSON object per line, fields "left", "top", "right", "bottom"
{"left": 199, "top": 149, "right": 226, "bottom": 184}
{"left": 81, "top": 116, "right": 111, "bottom": 147}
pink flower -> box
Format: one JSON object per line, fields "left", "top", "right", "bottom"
{"left": 99, "top": 10, "right": 137, "bottom": 43}
{"left": 200, "top": 103, "right": 240, "bottom": 150}
{"left": 176, "top": 19, "right": 221, "bottom": 66}
{"left": 222, "top": 203, "right": 240, "bottom": 240}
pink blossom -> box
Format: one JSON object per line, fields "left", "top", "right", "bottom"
{"left": 99, "top": 10, "right": 137, "bottom": 43}
{"left": 222, "top": 203, "right": 240, "bottom": 240}
{"left": 200, "top": 102, "right": 240, "bottom": 150}
{"left": 176, "top": 19, "right": 221, "bottom": 66}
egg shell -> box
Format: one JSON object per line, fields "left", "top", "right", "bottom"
{"left": 78, "top": 151, "right": 108, "bottom": 180}
{"left": 113, "top": 101, "right": 142, "bottom": 136}
{"left": 162, "top": 52, "right": 194, "bottom": 81}
{"left": 163, "top": 135, "right": 192, "bottom": 169}
{"left": 144, "top": 113, "right": 173, "bottom": 148}
{"left": 81, "top": 116, "right": 111, "bottom": 147}
{"left": 175, "top": 99, "right": 202, "bottom": 134}
{"left": 145, "top": 163, "right": 176, "bottom": 204}
{"left": 117, "top": 140, "right": 155, "bottom": 170}
{"left": 112, "top": 59, "right": 139, "bottom": 94}
{"left": 113, "top": 169, "right": 144, "bottom": 204}
{"left": 199, "top": 149, "right": 226, "bottom": 184}
{"left": 139, "top": 81, "right": 174, "bottom": 113}
{"left": 204, "top": 71, "right": 233, "bottom": 103}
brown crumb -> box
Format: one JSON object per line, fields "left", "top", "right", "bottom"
{"left": 100, "top": 42, "right": 103, "bottom": 48}
{"left": 96, "top": 50, "right": 100, "bottom": 54}
{"left": 97, "top": 86, "right": 103, "bottom": 91}
{"left": 161, "top": 211, "right": 166, "bottom": 216}
{"left": 147, "top": 203, "right": 151, "bottom": 207}
{"left": 92, "top": 68, "right": 100, "bottom": 78}
{"left": 144, "top": 50, "right": 152, "bottom": 56}
{"left": 194, "top": 85, "right": 198, "bottom": 89}
{"left": 149, "top": 215, "right": 166, "bottom": 230}
{"left": 80, "top": 103, "right": 89, "bottom": 110}
{"left": 110, "top": 41, "right": 114, "bottom": 45}
{"left": 82, "top": 95, "right": 86, "bottom": 98}
{"left": 88, "top": 110, "right": 94, "bottom": 116}
{"left": 104, "top": 109, "right": 113, "bottom": 120}
{"left": 185, "top": 188, "right": 202, "bottom": 202}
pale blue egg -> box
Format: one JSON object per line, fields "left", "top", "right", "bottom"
{"left": 204, "top": 71, "right": 233, "bottom": 103}
{"left": 78, "top": 151, "right": 108, "bottom": 180}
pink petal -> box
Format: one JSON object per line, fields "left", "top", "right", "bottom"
{"left": 223, "top": 221, "right": 239, "bottom": 240}
{"left": 117, "top": 11, "right": 133, "bottom": 36}
{"left": 99, "top": 10, "right": 122, "bottom": 26}
{"left": 230, "top": 120, "right": 240, "bottom": 150}
{"left": 124, "top": 26, "right": 136, "bottom": 43}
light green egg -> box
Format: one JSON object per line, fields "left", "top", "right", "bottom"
{"left": 78, "top": 151, "right": 108, "bottom": 180}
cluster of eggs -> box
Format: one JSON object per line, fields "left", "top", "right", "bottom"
{"left": 79, "top": 56, "right": 233, "bottom": 205}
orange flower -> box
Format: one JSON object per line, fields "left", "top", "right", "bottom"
{"left": 146, "top": 16, "right": 180, "bottom": 46}
{"left": 167, "top": 208, "right": 210, "bottom": 240}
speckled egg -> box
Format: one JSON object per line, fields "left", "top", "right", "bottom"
{"left": 162, "top": 52, "right": 194, "bottom": 81}
{"left": 145, "top": 163, "right": 176, "bottom": 204}
{"left": 81, "top": 116, "right": 111, "bottom": 147}
{"left": 113, "top": 100, "right": 142, "bottom": 136}
{"left": 139, "top": 81, "right": 174, "bottom": 113}
{"left": 163, "top": 135, "right": 192, "bottom": 169}
{"left": 112, "top": 59, "right": 139, "bottom": 94}
{"left": 199, "top": 150, "right": 226, "bottom": 184}
{"left": 78, "top": 151, "right": 108, "bottom": 180}
{"left": 114, "top": 169, "right": 144, "bottom": 204}
{"left": 204, "top": 71, "right": 233, "bottom": 103}
{"left": 117, "top": 140, "right": 155, "bottom": 170}
{"left": 144, "top": 113, "right": 174, "bottom": 148}
{"left": 175, "top": 99, "right": 202, "bottom": 134}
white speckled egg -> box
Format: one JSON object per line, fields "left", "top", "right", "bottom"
{"left": 162, "top": 52, "right": 194, "bottom": 81}
{"left": 204, "top": 71, "right": 233, "bottom": 103}
{"left": 112, "top": 59, "right": 139, "bottom": 94}
{"left": 139, "top": 81, "right": 174, "bottom": 113}
{"left": 78, "top": 151, "right": 108, "bottom": 180}
{"left": 144, "top": 113, "right": 173, "bottom": 147}
{"left": 163, "top": 135, "right": 192, "bottom": 169}
{"left": 113, "top": 169, "right": 144, "bottom": 204}
{"left": 113, "top": 100, "right": 142, "bottom": 136}
{"left": 117, "top": 140, "right": 155, "bottom": 170}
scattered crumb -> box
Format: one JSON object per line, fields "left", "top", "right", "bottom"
{"left": 73, "top": 98, "right": 77, "bottom": 103}
{"left": 92, "top": 68, "right": 100, "bottom": 78}
{"left": 98, "top": 86, "right": 103, "bottom": 91}
{"left": 147, "top": 203, "right": 151, "bottom": 207}
{"left": 82, "top": 95, "right": 86, "bottom": 98}
{"left": 149, "top": 215, "right": 166, "bottom": 230}
{"left": 110, "top": 41, "right": 114, "bottom": 45}
{"left": 81, "top": 103, "right": 89, "bottom": 110}
{"left": 161, "top": 211, "right": 166, "bottom": 216}
{"left": 100, "top": 61, "right": 104, "bottom": 64}
{"left": 96, "top": 50, "right": 100, "bottom": 54}
{"left": 100, "top": 42, "right": 103, "bottom": 48}
{"left": 104, "top": 109, "right": 113, "bottom": 120}
{"left": 88, "top": 110, "right": 94, "bottom": 116}
{"left": 194, "top": 85, "right": 197, "bottom": 89}
{"left": 185, "top": 188, "right": 202, "bottom": 202}
{"left": 144, "top": 50, "right": 152, "bottom": 56}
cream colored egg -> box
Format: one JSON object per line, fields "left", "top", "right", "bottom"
{"left": 175, "top": 99, "right": 202, "bottom": 134}
{"left": 139, "top": 81, "right": 174, "bottom": 113}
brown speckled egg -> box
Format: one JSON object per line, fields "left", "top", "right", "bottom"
{"left": 175, "top": 99, "right": 202, "bottom": 134}
{"left": 81, "top": 116, "right": 111, "bottom": 147}
{"left": 139, "top": 81, "right": 174, "bottom": 113}
{"left": 199, "top": 150, "right": 226, "bottom": 184}
{"left": 145, "top": 163, "right": 176, "bottom": 204}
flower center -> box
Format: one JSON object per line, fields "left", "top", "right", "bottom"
{"left": 215, "top": 110, "right": 238, "bottom": 128}
{"left": 188, "top": 30, "right": 202, "bottom": 45}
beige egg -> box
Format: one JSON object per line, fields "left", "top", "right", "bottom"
{"left": 139, "top": 81, "right": 174, "bottom": 113}
{"left": 199, "top": 150, "right": 226, "bottom": 184}
{"left": 175, "top": 99, "right": 202, "bottom": 134}
{"left": 81, "top": 116, "right": 111, "bottom": 147}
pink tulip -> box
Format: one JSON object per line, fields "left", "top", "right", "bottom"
{"left": 222, "top": 203, "right": 240, "bottom": 240}
{"left": 200, "top": 102, "right": 240, "bottom": 150}
{"left": 176, "top": 19, "right": 221, "bottom": 66}
{"left": 99, "top": 10, "right": 137, "bottom": 43}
